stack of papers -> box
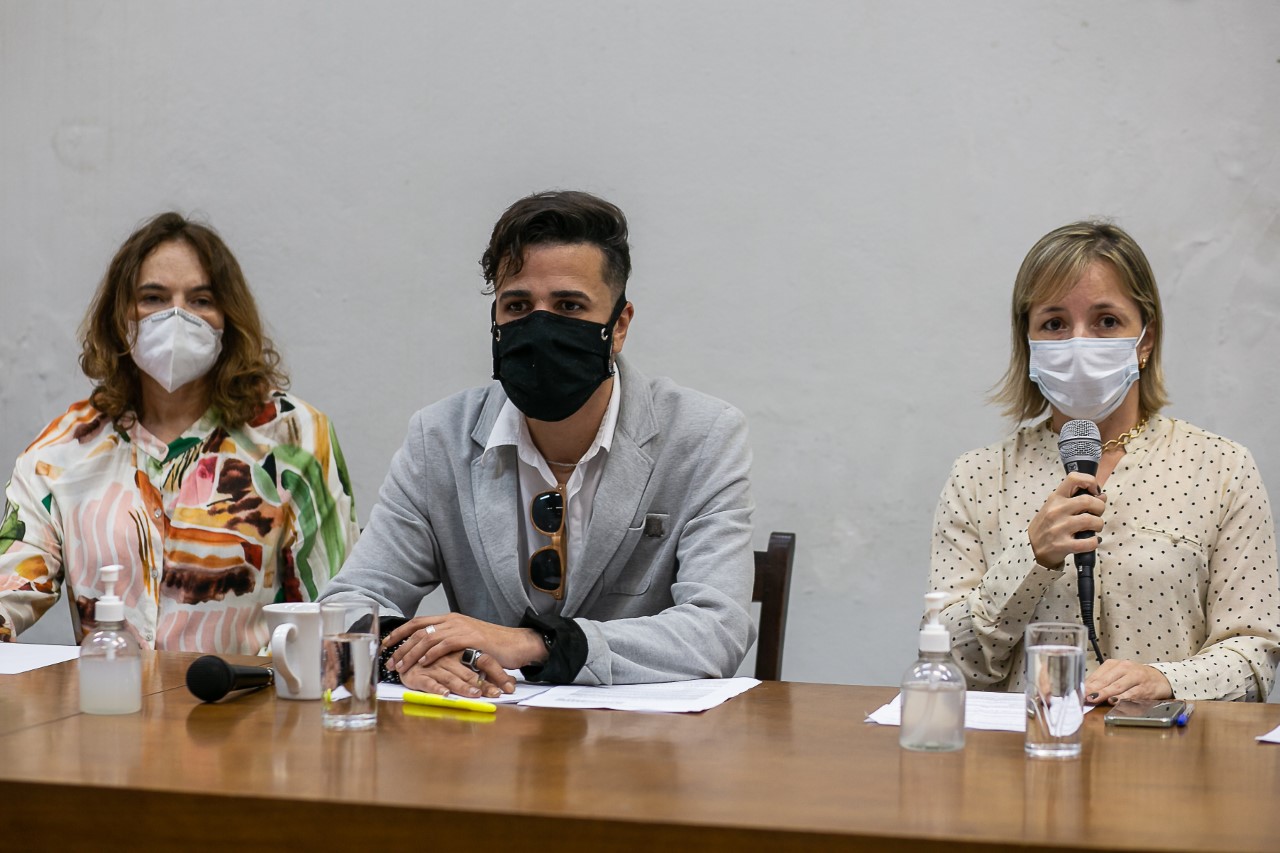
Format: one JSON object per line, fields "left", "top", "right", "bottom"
{"left": 378, "top": 681, "right": 551, "bottom": 705}
{"left": 381, "top": 676, "right": 760, "bottom": 713}
{"left": 520, "top": 677, "right": 758, "bottom": 712}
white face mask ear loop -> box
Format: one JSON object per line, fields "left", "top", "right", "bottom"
{"left": 126, "top": 307, "right": 166, "bottom": 354}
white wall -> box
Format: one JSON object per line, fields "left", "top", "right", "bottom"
{"left": 3, "top": 1, "right": 1279, "bottom": 693}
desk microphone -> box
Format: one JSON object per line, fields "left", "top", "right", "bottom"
{"left": 1058, "top": 419, "right": 1105, "bottom": 664}
{"left": 186, "top": 655, "right": 274, "bottom": 702}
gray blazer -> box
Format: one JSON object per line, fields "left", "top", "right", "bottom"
{"left": 322, "top": 358, "right": 756, "bottom": 684}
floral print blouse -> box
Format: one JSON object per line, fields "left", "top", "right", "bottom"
{"left": 0, "top": 391, "right": 357, "bottom": 653}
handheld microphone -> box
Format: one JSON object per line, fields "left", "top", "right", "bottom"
{"left": 186, "top": 655, "right": 274, "bottom": 702}
{"left": 1058, "top": 420, "right": 1105, "bottom": 664}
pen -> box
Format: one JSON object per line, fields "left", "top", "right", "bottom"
{"left": 1177, "top": 702, "right": 1195, "bottom": 727}
{"left": 402, "top": 690, "right": 497, "bottom": 714}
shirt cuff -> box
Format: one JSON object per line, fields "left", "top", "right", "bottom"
{"left": 1147, "top": 651, "right": 1259, "bottom": 702}
{"left": 518, "top": 607, "right": 588, "bottom": 684}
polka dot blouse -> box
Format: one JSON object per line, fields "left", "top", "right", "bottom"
{"left": 929, "top": 414, "right": 1280, "bottom": 701}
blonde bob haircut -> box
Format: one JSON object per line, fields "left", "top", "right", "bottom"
{"left": 992, "top": 220, "right": 1167, "bottom": 423}
{"left": 79, "top": 212, "right": 287, "bottom": 430}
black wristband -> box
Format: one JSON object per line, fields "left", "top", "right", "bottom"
{"left": 518, "top": 607, "right": 588, "bottom": 684}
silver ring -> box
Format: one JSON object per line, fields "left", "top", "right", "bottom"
{"left": 461, "top": 647, "right": 484, "bottom": 672}
{"left": 425, "top": 625, "right": 436, "bottom": 635}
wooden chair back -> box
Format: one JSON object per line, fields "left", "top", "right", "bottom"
{"left": 751, "top": 531, "right": 796, "bottom": 681}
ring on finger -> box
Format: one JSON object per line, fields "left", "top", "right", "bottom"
{"left": 425, "top": 625, "right": 437, "bottom": 635}
{"left": 461, "top": 647, "right": 485, "bottom": 673}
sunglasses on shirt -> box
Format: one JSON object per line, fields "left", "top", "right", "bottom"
{"left": 529, "top": 486, "right": 566, "bottom": 601}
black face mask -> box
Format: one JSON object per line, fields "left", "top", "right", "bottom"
{"left": 491, "top": 295, "right": 627, "bottom": 422}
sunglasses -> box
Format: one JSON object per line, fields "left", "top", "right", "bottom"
{"left": 529, "top": 486, "right": 566, "bottom": 600}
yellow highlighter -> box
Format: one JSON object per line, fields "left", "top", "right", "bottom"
{"left": 402, "top": 689, "right": 498, "bottom": 714}
{"left": 402, "top": 704, "right": 496, "bottom": 723}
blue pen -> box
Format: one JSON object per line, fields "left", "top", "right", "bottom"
{"left": 1176, "top": 702, "right": 1195, "bottom": 727}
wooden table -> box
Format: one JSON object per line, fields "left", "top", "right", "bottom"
{"left": 2, "top": 651, "right": 1279, "bottom": 852}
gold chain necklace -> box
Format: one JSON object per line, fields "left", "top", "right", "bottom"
{"left": 1103, "top": 417, "right": 1149, "bottom": 452}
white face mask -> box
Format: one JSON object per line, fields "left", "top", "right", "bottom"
{"left": 130, "top": 308, "right": 223, "bottom": 393}
{"left": 1028, "top": 328, "right": 1145, "bottom": 422}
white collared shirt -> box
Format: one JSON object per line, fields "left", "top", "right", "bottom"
{"left": 483, "top": 373, "right": 622, "bottom": 614}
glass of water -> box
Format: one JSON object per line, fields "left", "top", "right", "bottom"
{"left": 1024, "top": 622, "right": 1086, "bottom": 759}
{"left": 321, "top": 600, "right": 379, "bottom": 732}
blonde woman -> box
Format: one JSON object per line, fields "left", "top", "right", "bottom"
{"left": 930, "top": 221, "right": 1279, "bottom": 703}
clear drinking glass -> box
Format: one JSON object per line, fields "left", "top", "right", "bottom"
{"left": 1024, "top": 622, "right": 1086, "bottom": 759}
{"left": 321, "top": 601, "right": 379, "bottom": 731}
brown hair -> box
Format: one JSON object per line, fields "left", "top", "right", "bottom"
{"left": 992, "top": 220, "right": 1167, "bottom": 423}
{"left": 480, "top": 190, "right": 631, "bottom": 299}
{"left": 79, "top": 212, "right": 287, "bottom": 429}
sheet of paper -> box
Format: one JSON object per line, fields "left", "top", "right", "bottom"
{"left": 376, "top": 679, "right": 552, "bottom": 705}
{"left": 866, "top": 690, "right": 1095, "bottom": 733}
{"left": 1255, "top": 724, "right": 1280, "bottom": 743}
{"left": 0, "top": 643, "right": 80, "bottom": 675}
{"left": 517, "top": 677, "right": 759, "bottom": 713}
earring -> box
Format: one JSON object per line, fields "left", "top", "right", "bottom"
{"left": 1140, "top": 355, "right": 1148, "bottom": 370}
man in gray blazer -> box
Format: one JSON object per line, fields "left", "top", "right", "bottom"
{"left": 321, "top": 191, "right": 755, "bottom": 696}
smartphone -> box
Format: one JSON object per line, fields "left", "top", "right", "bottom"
{"left": 1104, "top": 699, "right": 1188, "bottom": 727}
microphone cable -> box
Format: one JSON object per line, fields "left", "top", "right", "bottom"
{"left": 1059, "top": 419, "right": 1106, "bottom": 665}
{"left": 1076, "top": 567, "right": 1105, "bottom": 665}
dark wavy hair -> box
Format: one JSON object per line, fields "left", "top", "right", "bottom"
{"left": 480, "top": 190, "right": 631, "bottom": 298}
{"left": 79, "top": 212, "right": 288, "bottom": 429}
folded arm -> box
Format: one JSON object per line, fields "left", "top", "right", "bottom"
{"left": 319, "top": 410, "right": 442, "bottom": 618}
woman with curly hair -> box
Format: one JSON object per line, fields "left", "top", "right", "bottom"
{"left": 0, "top": 212, "right": 358, "bottom": 653}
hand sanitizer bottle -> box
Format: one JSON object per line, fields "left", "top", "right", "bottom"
{"left": 899, "top": 591, "right": 965, "bottom": 751}
{"left": 79, "top": 564, "right": 142, "bottom": 715}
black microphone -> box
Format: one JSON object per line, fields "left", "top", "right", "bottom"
{"left": 186, "top": 655, "right": 274, "bottom": 702}
{"left": 1058, "top": 420, "right": 1105, "bottom": 664}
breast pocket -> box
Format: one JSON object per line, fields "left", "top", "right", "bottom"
{"left": 607, "top": 513, "right": 672, "bottom": 596}
{"left": 1106, "top": 525, "right": 1209, "bottom": 647}
{"left": 1131, "top": 525, "right": 1208, "bottom": 583}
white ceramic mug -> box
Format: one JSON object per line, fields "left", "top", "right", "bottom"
{"left": 263, "top": 602, "right": 322, "bottom": 700}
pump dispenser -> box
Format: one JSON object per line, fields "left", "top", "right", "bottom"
{"left": 899, "top": 592, "right": 965, "bottom": 751}
{"left": 78, "top": 565, "right": 142, "bottom": 715}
